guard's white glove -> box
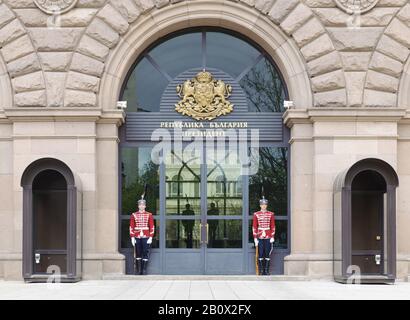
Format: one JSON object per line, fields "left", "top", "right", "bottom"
{"left": 254, "top": 239, "right": 259, "bottom": 247}
{"left": 147, "top": 237, "right": 153, "bottom": 245}
{"left": 131, "top": 237, "right": 136, "bottom": 246}
{"left": 270, "top": 238, "right": 275, "bottom": 244}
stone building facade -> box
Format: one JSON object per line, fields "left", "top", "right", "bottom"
{"left": 0, "top": 0, "right": 410, "bottom": 281}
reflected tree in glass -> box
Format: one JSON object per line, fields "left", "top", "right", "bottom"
{"left": 249, "top": 147, "right": 288, "bottom": 216}
{"left": 240, "top": 58, "right": 286, "bottom": 113}
{"left": 121, "top": 148, "right": 159, "bottom": 216}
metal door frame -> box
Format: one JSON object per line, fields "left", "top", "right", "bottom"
{"left": 21, "top": 158, "right": 79, "bottom": 282}
{"left": 160, "top": 144, "right": 248, "bottom": 274}
{"left": 333, "top": 158, "right": 398, "bottom": 283}
{"left": 203, "top": 145, "right": 247, "bottom": 275}
{"left": 160, "top": 146, "right": 206, "bottom": 274}
{"left": 119, "top": 139, "right": 291, "bottom": 275}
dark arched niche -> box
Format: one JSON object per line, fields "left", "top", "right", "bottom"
{"left": 21, "top": 158, "right": 81, "bottom": 282}
{"left": 333, "top": 158, "right": 398, "bottom": 284}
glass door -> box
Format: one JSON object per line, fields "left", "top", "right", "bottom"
{"left": 163, "top": 145, "right": 246, "bottom": 274}
{"left": 121, "top": 144, "right": 289, "bottom": 275}
{"left": 164, "top": 148, "right": 205, "bottom": 274}
{"left": 205, "top": 146, "right": 244, "bottom": 274}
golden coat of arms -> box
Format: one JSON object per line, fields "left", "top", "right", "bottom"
{"left": 175, "top": 71, "right": 234, "bottom": 121}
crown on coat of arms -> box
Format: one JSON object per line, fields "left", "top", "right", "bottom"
{"left": 175, "top": 70, "right": 234, "bottom": 121}
{"left": 195, "top": 71, "right": 212, "bottom": 83}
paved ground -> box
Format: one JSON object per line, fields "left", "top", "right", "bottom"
{"left": 0, "top": 280, "right": 410, "bottom": 300}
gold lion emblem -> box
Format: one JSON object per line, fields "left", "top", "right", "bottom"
{"left": 175, "top": 71, "right": 234, "bottom": 121}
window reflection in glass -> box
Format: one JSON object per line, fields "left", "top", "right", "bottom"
{"left": 121, "top": 147, "right": 159, "bottom": 216}
{"left": 206, "top": 31, "right": 260, "bottom": 79}
{"left": 249, "top": 147, "right": 288, "bottom": 216}
{"left": 166, "top": 220, "right": 201, "bottom": 248}
{"left": 166, "top": 151, "right": 201, "bottom": 216}
{"left": 207, "top": 150, "right": 243, "bottom": 216}
{"left": 208, "top": 220, "right": 242, "bottom": 248}
{"left": 149, "top": 32, "right": 202, "bottom": 79}
{"left": 121, "top": 30, "right": 287, "bottom": 114}
{"left": 122, "top": 57, "right": 168, "bottom": 112}
{"left": 206, "top": 200, "right": 242, "bottom": 216}
{"left": 240, "top": 57, "right": 286, "bottom": 113}
{"left": 170, "top": 175, "right": 184, "bottom": 196}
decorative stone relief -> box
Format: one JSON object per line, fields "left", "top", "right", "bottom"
{"left": 334, "top": 0, "right": 380, "bottom": 14}
{"left": 34, "top": 0, "right": 78, "bottom": 15}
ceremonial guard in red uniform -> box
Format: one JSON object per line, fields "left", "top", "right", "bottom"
{"left": 129, "top": 195, "right": 155, "bottom": 275}
{"left": 253, "top": 197, "right": 276, "bottom": 275}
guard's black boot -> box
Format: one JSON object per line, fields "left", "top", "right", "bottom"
{"left": 134, "top": 259, "right": 141, "bottom": 275}
{"left": 143, "top": 260, "right": 148, "bottom": 275}
{"left": 258, "top": 259, "right": 264, "bottom": 276}
{"left": 144, "top": 260, "right": 149, "bottom": 275}
{"left": 262, "top": 259, "right": 267, "bottom": 275}
{"left": 264, "top": 259, "right": 270, "bottom": 276}
{"left": 140, "top": 260, "right": 145, "bottom": 275}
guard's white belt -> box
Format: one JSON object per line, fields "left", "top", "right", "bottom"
{"left": 134, "top": 227, "right": 149, "bottom": 230}
{"left": 258, "top": 227, "right": 270, "bottom": 230}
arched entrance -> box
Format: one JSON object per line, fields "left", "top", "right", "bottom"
{"left": 119, "top": 28, "right": 290, "bottom": 275}
{"left": 333, "top": 158, "right": 399, "bottom": 283}
{"left": 21, "top": 158, "right": 82, "bottom": 282}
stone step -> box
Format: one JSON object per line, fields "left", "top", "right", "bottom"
{"left": 102, "top": 274, "right": 313, "bottom": 281}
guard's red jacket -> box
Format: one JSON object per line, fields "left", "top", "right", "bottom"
{"left": 129, "top": 211, "right": 155, "bottom": 239}
{"left": 253, "top": 210, "right": 275, "bottom": 239}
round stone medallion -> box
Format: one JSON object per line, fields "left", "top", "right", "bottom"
{"left": 334, "top": 0, "right": 380, "bottom": 14}
{"left": 34, "top": 0, "right": 78, "bottom": 15}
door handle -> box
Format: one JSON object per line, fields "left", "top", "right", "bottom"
{"left": 200, "top": 223, "right": 209, "bottom": 244}
{"left": 205, "top": 223, "right": 209, "bottom": 245}
{"left": 375, "top": 254, "right": 381, "bottom": 265}
{"left": 35, "top": 253, "right": 41, "bottom": 264}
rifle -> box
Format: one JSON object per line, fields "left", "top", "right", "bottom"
{"left": 255, "top": 245, "right": 259, "bottom": 275}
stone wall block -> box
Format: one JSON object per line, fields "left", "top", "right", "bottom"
{"left": 86, "top": 18, "right": 120, "bottom": 48}
{"left": 97, "top": 4, "right": 129, "bottom": 35}
{"left": 64, "top": 89, "right": 97, "bottom": 108}
{"left": 66, "top": 71, "right": 100, "bottom": 92}
{"left": 268, "top": 0, "right": 299, "bottom": 24}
